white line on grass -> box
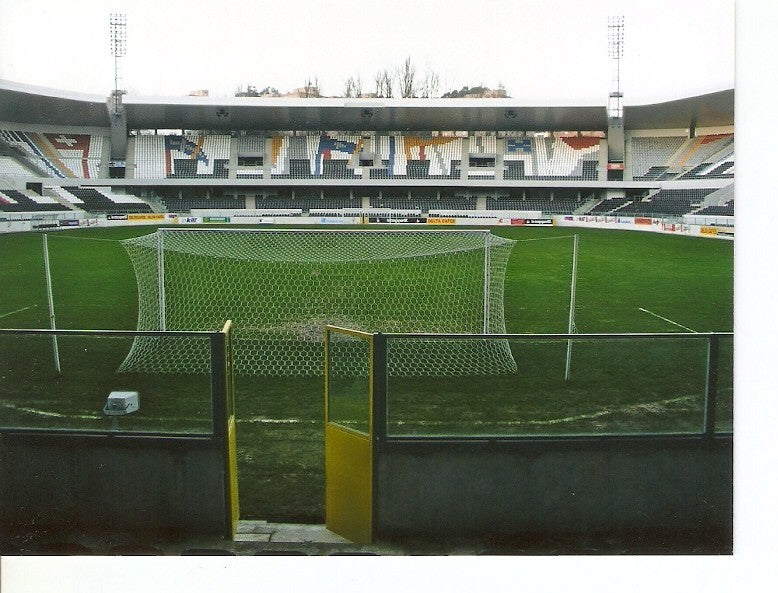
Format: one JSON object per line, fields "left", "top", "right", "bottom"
{"left": 1, "top": 394, "right": 709, "bottom": 429}
{"left": 638, "top": 307, "right": 697, "bottom": 332}
{"left": 47, "top": 235, "right": 122, "bottom": 242}
{"left": 0, "top": 402, "right": 317, "bottom": 425}
{"left": 0, "top": 304, "right": 37, "bottom": 320}
{"left": 389, "top": 395, "right": 698, "bottom": 428}
{"left": 0, "top": 401, "right": 97, "bottom": 420}
{"left": 514, "top": 235, "right": 577, "bottom": 242}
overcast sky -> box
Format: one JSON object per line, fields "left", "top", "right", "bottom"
{"left": 0, "top": 0, "right": 734, "bottom": 104}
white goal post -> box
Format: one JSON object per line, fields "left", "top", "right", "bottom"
{"left": 118, "top": 228, "right": 517, "bottom": 376}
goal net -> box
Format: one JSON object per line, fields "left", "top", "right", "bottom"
{"left": 118, "top": 228, "right": 517, "bottom": 376}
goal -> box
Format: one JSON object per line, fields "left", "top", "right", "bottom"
{"left": 118, "top": 228, "right": 517, "bottom": 376}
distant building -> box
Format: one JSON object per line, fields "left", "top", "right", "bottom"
{"left": 282, "top": 85, "right": 321, "bottom": 98}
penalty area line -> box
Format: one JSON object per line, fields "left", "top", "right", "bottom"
{"left": 0, "top": 304, "right": 37, "bottom": 320}
{"left": 638, "top": 307, "right": 697, "bottom": 333}
{"left": 514, "top": 235, "right": 577, "bottom": 243}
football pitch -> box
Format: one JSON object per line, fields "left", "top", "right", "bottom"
{"left": 0, "top": 225, "right": 734, "bottom": 522}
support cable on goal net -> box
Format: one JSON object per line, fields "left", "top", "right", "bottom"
{"left": 42, "top": 233, "right": 61, "bottom": 374}
{"left": 564, "top": 233, "right": 579, "bottom": 381}
{"left": 483, "top": 230, "right": 491, "bottom": 333}
{"left": 157, "top": 228, "right": 166, "bottom": 331}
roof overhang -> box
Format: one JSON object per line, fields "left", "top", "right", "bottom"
{"left": 0, "top": 79, "right": 733, "bottom": 132}
{"left": 0, "top": 80, "right": 110, "bottom": 128}
{"left": 121, "top": 96, "right": 607, "bottom": 132}
{"left": 623, "top": 89, "right": 734, "bottom": 129}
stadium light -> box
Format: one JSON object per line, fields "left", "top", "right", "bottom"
{"left": 109, "top": 13, "right": 127, "bottom": 115}
{"left": 607, "top": 15, "right": 625, "bottom": 120}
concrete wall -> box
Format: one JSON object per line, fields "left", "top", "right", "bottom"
{"left": 375, "top": 436, "right": 732, "bottom": 549}
{"left": 0, "top": 431, "right": 228, "bottom": 539}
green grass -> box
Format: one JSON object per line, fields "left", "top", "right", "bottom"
{"left": 0, "top": 224, "right": 734, "bottom": 522}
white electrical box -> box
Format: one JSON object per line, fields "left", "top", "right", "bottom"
{"left": 103, "top": 391, "right": 140, "bottom": 416}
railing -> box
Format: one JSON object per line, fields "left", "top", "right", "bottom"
{"left": 325, "top": 327, "right": 733, "bottom": 440}
{"left": 0, "top": 323, "right": 234, "bottom": 438}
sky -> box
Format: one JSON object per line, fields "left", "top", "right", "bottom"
{"left": 0, "top": 0, "right": 734, "bottom": 104}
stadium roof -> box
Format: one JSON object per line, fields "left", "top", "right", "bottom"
{"left": 0, "top": 80, "right": 733, "bottom": 132}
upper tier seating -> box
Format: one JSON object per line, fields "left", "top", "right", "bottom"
{"left": 0, "top": 130, "right": 104, "bottom": 178}
{"left": 133, "top": 134, "right": 230, "bottom": 178}
{"left": 530, "top": 136, "right": 600, "bottom": 180}
{"left": 504, "top": 138, "right": 533, "bottom": 179}
{"left": 236, "top": 135, "right": 266, "bottom": 178}
{"left": 0, "top": 155, "right": 36, "bottom": 177}
{"left": 133, "top": 135, "right": 166, "bottom": 178}
{"left": 502, "top": 136, "right": 599, "bottom": 180}
{"left": 127, "top": 132, "right": 608, "bottom": 181}
{"left": 165, "top": 135, "right": 230, "bottom": 178}
{"left": 631, "top": 134, "right": 734, "bottom": 180}
{"left": 631, "top": 136, "right": 686, "bottom": 179}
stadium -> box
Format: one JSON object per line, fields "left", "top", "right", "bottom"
{"left": 0, "top": 2, "right": 735, "bottom": 559}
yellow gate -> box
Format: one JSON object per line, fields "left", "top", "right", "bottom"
{"left": 324, "top": 326, "right": 374, "bottom": 545}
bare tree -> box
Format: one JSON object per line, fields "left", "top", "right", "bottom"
{"left": 382, "top": 69, "right": 394, "bottom": 98}
{"left": 419, "top": 69, "right": 440, "bottom": 98}
{"left": 344, "top": 76, "right": 364, "bottom": 98}
{"left": 344, "top": 77, "right": 356, "bottom": 98}
{"left": 374, "top": 68, "right": 394, "bottom": 98}
{"left": 398, "top": 56, "right": 416, "bottom": 98}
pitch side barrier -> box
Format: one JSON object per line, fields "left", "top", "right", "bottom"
{"left": 0, "top": 322, "right": 239, "bottom": 541}
{"left": 1, "top": 209, "right": 732, "bottom": 238}
{"left": 325, "top": 327, "right": 733, "bottom": 550}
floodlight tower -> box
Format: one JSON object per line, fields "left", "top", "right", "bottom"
{"left": 109, "top": 13, "right": 127, "bottom": 115}
{"left": 607, "top": 16, "right": 624, "bottom": 120}
{"left": 606, "top": 15, "right": 625, "bottom": 181}
{"left": 108, "top": 13, "right": 128, "bottom": 177}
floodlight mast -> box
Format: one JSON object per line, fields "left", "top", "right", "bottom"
{"left": 109, "top": 13, "right": 127, "bottom": 116}
{"left": 608, "top": 15, "right": 625, "bottom": 119}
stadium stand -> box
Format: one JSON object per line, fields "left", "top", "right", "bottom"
{"left": 631, "top": 134, "right": 734, "bottom": 181}
{"left": 695, "top": 200, "right": 734, "bottom": 216}
{"left": 314, "top": 134, "right": 362, "bottom": 178}
{"left": 0, "top": 155, "right": 37, "bottom": 177}
{"left": 587, "top": 196, "right": 633, "bottom": 213}
{"left": 0, "top": 129, "right": 104, "bottom": 178}
{"left": 0, "top": 119, "right": 732, "bottom": 219}
{"left": 132, "top": 135, "right": 166, "bottom": 178}
{"left": 0, "top": 189, "right": 70, "bottom": 212}
{"left": 165, "top": 134, "right": 230, "bottom": 178}
{"left": 132, "top": 134, "right": 231, "bottom": 179}
{"left": 122, "top": 131, "right": 605, "bottom": 183}
{"left": 631, "top": 136, "right": 686, "bottom": 179}
{"left": 503, "top": 137, "right": 533, "bottom": 179}
{"left": 369, "top": 194, "right": 475, "bottom": 211}
{"left": 61, "top": 187, "right": 152, "bottom": 213}
{"left": 529, "top": 136, "right": 600, "bottom": 180}
{"left": 161, "top": 195, "right": 245, "bottom": 211}
{"left": 618, "top": 188, "right": 718, "bottom": 216}
{"left": 486, "top": 196, "right": 581, "bottom": 214}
